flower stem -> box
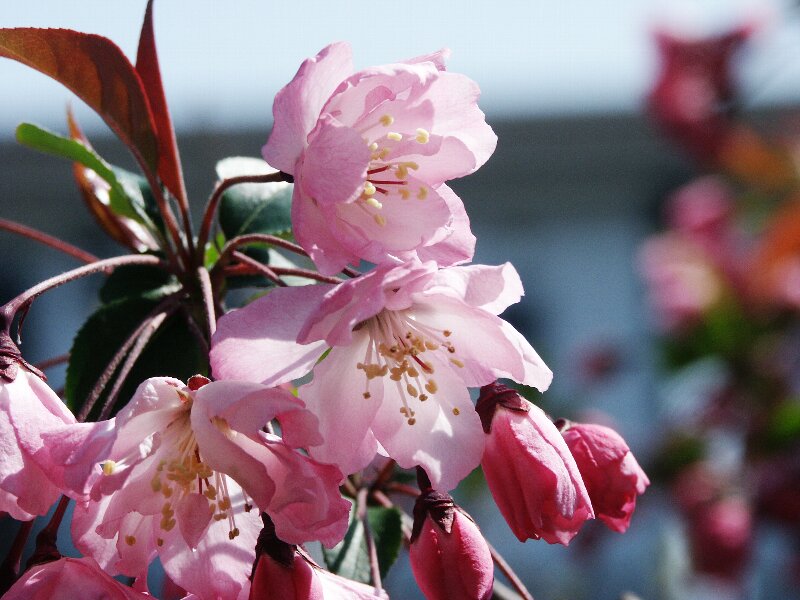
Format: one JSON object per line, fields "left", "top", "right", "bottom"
{"left": 0, "top": 218, "right": 98, "bottom": 264}
{"left": 230, "top": 251, "right": 287, "bottom": 287}
{"left": 26, "top": 495, "right": 70, "bottom": 569}
{"left": 1, "top": 254, "right": 165, "bottom": 335}
{"left": 217, "top": 233, "right": 309, "bottom": 264}
{"left": 196, "top": 172, "right": 292, "bottom": 266}
{"left": 77, "top": 294, "right": 180, "bottom": 421}
{"left": 0, "top": 520, "right": 34, "bottom": 594}
{"left": 357, "top": 487, "right": 383, "bottom": 592}
{"left": 269, "top": 267, "right": 342, "bottom": 285}
{"left": 97, "top": 309, "right": 173, "bottom": 421}
{"left": 33, "top": 354, "right": 70, "bottom": 371}
{"left": 486, "top": 539, "right": 534, "bottom": 600}
{"left": 197, "top": 266, "right": 216, "bottom": 338}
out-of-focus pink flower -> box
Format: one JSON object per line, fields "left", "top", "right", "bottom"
{"left": 409, "top": 490, "right": 493, "bottom": 600}
{"left": 262, "top": 42, "right": 496, "bottom": 275}
{"left": 647, "top": 25, "right": 752, "bottom": 162}
{"left": 638, "top": 232, "right": 725, "bottom": 332}
{"left": 476, "top": 383, "right": 593, "bottom": 545}
{"left": 558, "top": 420, "right": 649, "bottom": 533}
{"left": 46, "top": 376, "right": 349, "bottom": 600}
{"left": 688, "top": 496, "right": 752, "bottom": 580}
{"left": 0, "top": 334, "right": 75, "bottom": 520}
{"left": 212, "top": 260, "right": 552, "bottom": 491}
{"left": 3, "top": 557, "right": 151, "bottom": 600}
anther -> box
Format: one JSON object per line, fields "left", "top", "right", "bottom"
{"left": 229, "top": 528, "right": 240, "bottom": 540}
{"left": 374, "top": 214, "right": 387, "bottom": 226}
{"left": 425, "top": 379, "right": 438, "bottom": 394}
{"left": 363, "top": 182, "right": 376, "bottom": 196}
{"left": 365, "top": 197, "right": 383, "bottom": 209}
{"left": 363, "top": 392, "right": 371, "bottom": 399}
{"left": 452, "top": 408, "right": 460, "bottom": 416}
{"left": 387, "top": 132, "right": 402, "bottom": 142}
{"left": 125, "top": 535, "right": 136, "bottom": 546}
{"left": 380, "top": 114, "right": 394, "bottom": 126}
{"left": 417, "top": 187, "right": 428, "bottom": 200}
{"left": 101, "top": 460, "right": 116, "bottom": 476}
{"left": 415, "top": 128, "right": 430, "bottom": 143}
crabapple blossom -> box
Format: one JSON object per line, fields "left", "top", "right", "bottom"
{"left": 211, "top": 260, "right": 552, "bottom": 491}
{"left": 0, "top": 334, "right": 76, "bottom": 520}
{"left": 262, "top": 42, "right": 496, "bottom": 274}
{"left": 476, "top": 383, "right": 593, "bottom": 545}
{"left": 45, "top": 376, "right": 349, "bottom": 600}
{"left": 409, "top": 490, "right": 493, "bottom": 600}
{"left": 558, "top": 420, "right": 649, "bottom": 533}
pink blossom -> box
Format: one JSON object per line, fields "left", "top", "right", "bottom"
{"left": 46, "top": 376, "right": 349, "bottom": 600}
{"left": 250, "top": 552, "right": 387, "bottom": 599}
{"left": 3, "top": 557, "right": 153, "bottom": 600}
{"left": 409, "top": 491, "right": 493, "bottom": 600}
{"left": 688, "top": 497, "right": 752, "bottom": 580}
{"left": 476, "top": 383, "right": 593, "bottom": 545}
{"left": 212, "top": 261, "right": 551, "bottom": 491}
{"left": 262, "top": 42, "right": 496, "bottom": 274}
{"left": 559, "top": 421, "right": 649, "bottom": 533}
{"left": 0, "top": 338, "right": 76, "bottom": 520}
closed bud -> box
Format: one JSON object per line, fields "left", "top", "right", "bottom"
{"left": 476, "top": 383, "right": 594, "bottom": 545}
{"left": 558, "top": 420, "right": 649, "bottom": 533}
{"left": 409, "top": 489, "right": 493, "bottom": 600}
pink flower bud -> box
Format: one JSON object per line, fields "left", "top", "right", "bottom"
{"left": 3, "top": 557, "right": 151, "bottom": 599}
{"left": 559, "top": 421, "right": 649, "bottom": 533}
{"left": 688, "top": 497, "right": 752, "bottom": 580}
{"left": 476, "top": 383, "right": 594, "bottom": 545}
{"left": 409, "top": 490, "right": 493, "bottom": 600}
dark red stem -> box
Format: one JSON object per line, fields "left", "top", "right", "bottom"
{"left": 0, "top": 218, "right": 98, "bottom": 264}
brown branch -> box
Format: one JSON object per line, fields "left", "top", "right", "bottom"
{"left": 230, "top": 251, "right": 286, "bottom": 287}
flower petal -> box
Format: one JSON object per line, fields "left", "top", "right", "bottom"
{"left": 420, "top": 261, "right": 523, "bottom": 314}
{"left": 263, "top": 42, "right": 353, "bottom": 173}
{"left": 415, "top": 184, "right": 476, "bottom": 267}
{"left": 211, "top": 284, "right": 332, "bottom": 385}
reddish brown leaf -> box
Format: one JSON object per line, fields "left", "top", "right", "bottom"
{"left": 0, "top": 28, "right": 159, "bottom": 175}
{"left": 67, "top": 108, "right": 157, "bottom": 252}
{"left": 136, "top": 0, "right": 186, "bottom": 204}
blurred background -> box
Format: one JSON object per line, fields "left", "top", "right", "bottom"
{"left": 2, "top": 1, "right": 800, "bottom": 598}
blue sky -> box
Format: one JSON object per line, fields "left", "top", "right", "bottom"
{"left": 1, "top": 0, "right": 798, "bottom": 139}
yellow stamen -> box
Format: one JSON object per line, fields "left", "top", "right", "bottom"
{"left": 387, "top": 132, "right": 402, "bottom": 142}
{"left": 379, "top": 114, "right": 394, "bottom": 126}
{"left": 415, "top": 128, "right": 430, "bottom": 143}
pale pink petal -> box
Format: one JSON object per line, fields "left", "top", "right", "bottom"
{"left": 371, "top": 355, "right": 484, "bottom": 491}
{"left": 211, "top": 283, "right": 332, "bottom": 385}
{"left": 316, "top": 566, "right": 390, "bottom": 598}
{"left": 176, "top": 493, "right": 213, "bottom": 549}
{"left": 263, "top": 42, "right": 353, "bottom": 173}
{"left": 420, "top": 261, "right": 523, "bottom": 314}
{"left": 301, "top": 116, "right": 370, "bottom": 206}
{"left": 158, "top": 484, "right": 261, "bottom": 600}
{"left": 302, "top": 335, "right": 381, "bottom": 476}
{"left": 292, "top": 187, "right": 362, "bottom": 275}
{"left": 72, "top": 497, "right": 121, "bottom": 572}
{"left": 411, "top": 296, "right": 552, "bottom": 390}
{"left": 403, "top": 48, "right": 451, "bottom": 71}
{"left": 415, "top": 184, "right": 476, "bottom": 267}
{"left": 331, "top": 174, "right": 452, "bottom": 264}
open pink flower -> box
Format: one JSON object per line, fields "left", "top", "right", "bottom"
{"left": 558, "top": 420, "right": 649, "bottom": 533}
{"left": 211, "top": 260, "right": 552, "bottom": 491}
{"left": 0, "top": 337, "right": 76, "bottom": 521}
{"left": 262, "top": 42, "right": 496, "bottom": 274}
{"left": 476, "top": 383, "right": 593, "bottom": 545}
{"left": 46, "top": 376, "right": 349, "bottom": 600}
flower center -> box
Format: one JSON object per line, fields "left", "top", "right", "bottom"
{"left": 101, "top": 393, "right": 252, "bottom": 547}
{"left": 356, "top": 310, "right": 464, "bottom": 425}
{"left": 357, "top": 113, "right": 431, "bottom": 227}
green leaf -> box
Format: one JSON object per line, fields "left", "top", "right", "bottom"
{"left": 17, "top": 123, "right": 157, "bottom": 224}
{"left": 99, "top": 263, "right": 180, "bottom": 304}
{"left": 216, "top": 157, "right": 293, "bottom": 239}
{"left": 322, "top": 502, "right": 403, "bottom": 583}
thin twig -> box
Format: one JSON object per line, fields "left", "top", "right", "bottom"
{"left": 196, "top": 172, "right": 291, "bottom": 265}
{"left": 0, "top": 218, "right": 98, "bottom": 264}
{"left": 26, "top": 495, "right": 70, "bottom": 569}
{"left": 357, "top": 487, "right": 383, "bottom": 592}
{"left": 97, "top": 309, "right": 172, "bottom": 421}
{"left": 385, "top": 482, "right": 420, "bottom": 498}
{"left": 1, "top": 254, "right": 165, "bottom": 333}
{"left": 217, "top": 233, "right": 309, "bottom": 264}
{"left": 180, "top": 306, "right": 209, "bottom": 357}
{"left": 33, "top": 354, "right": 69, "bottom": 371}
{"left": 197, "top": 266, "right": 216, "bottom": 338}
{"left": 231, "top": 251, "right": 287, "bottom": 287}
